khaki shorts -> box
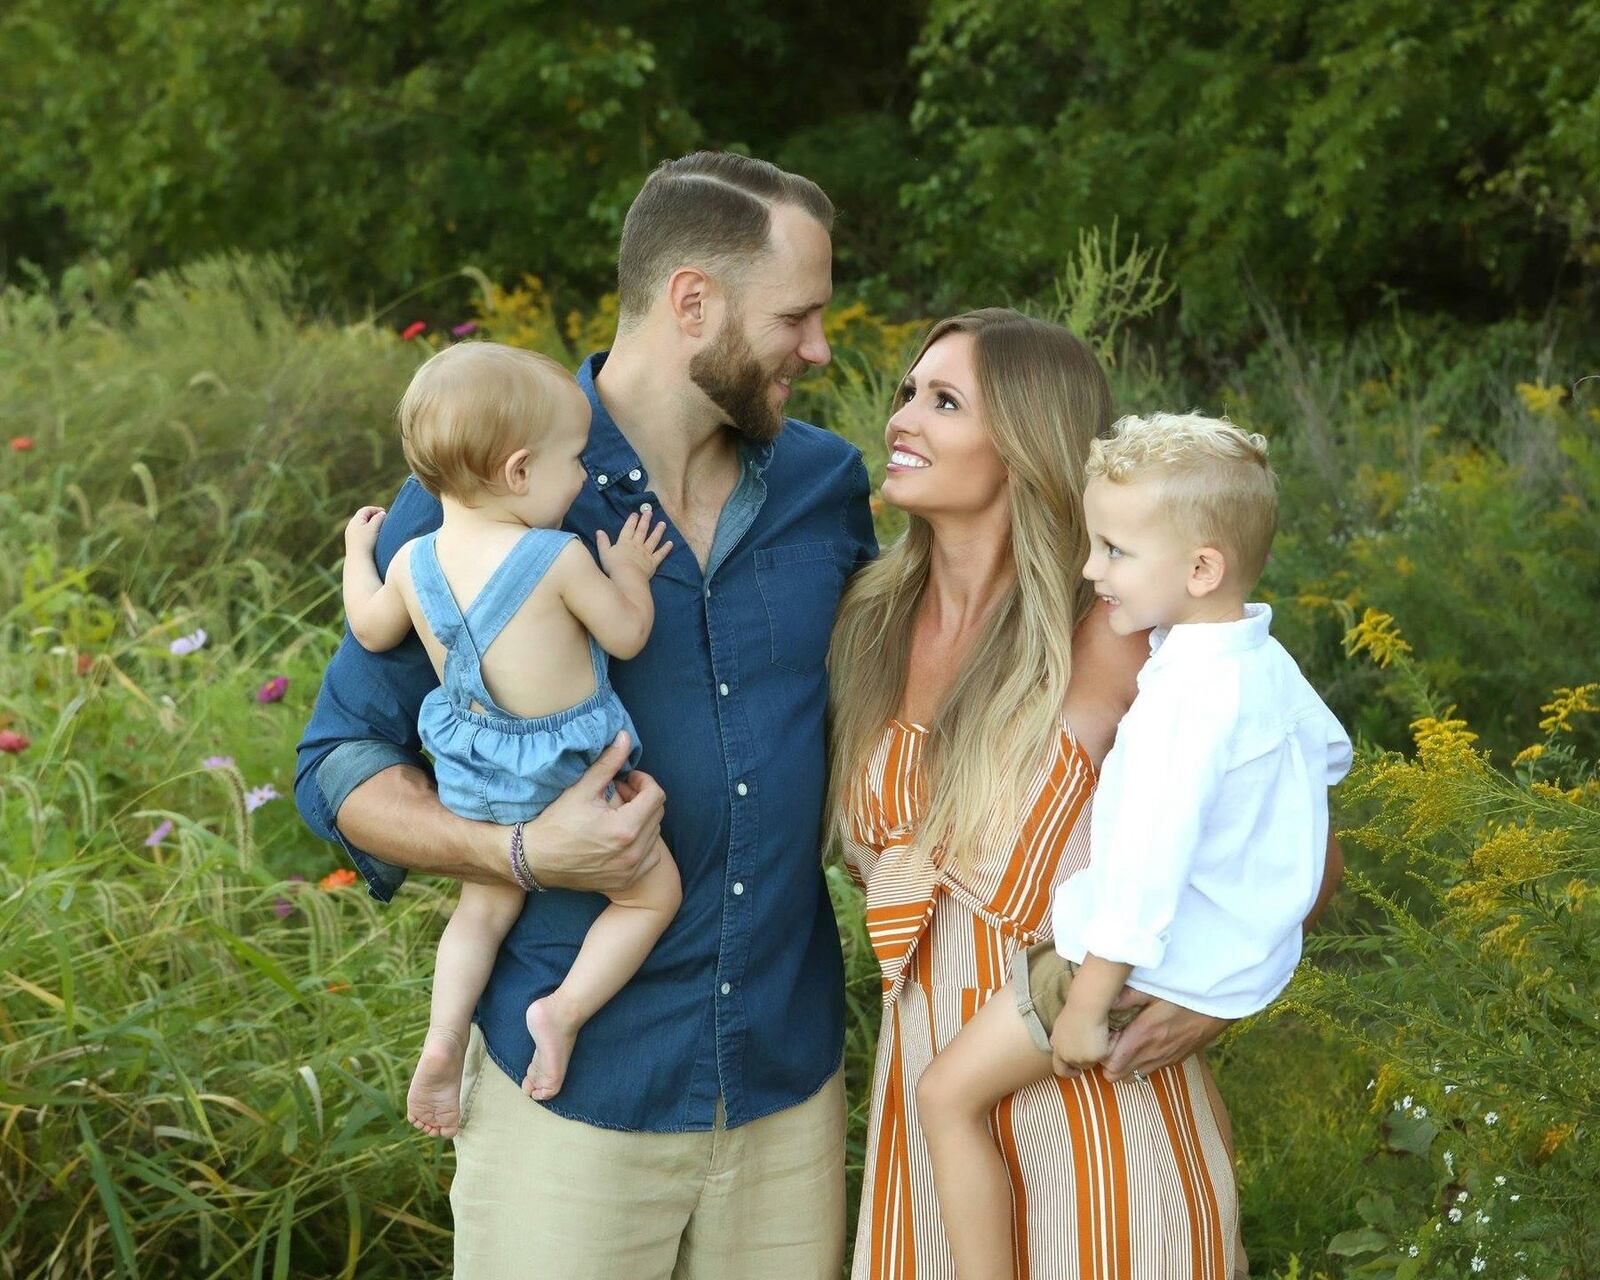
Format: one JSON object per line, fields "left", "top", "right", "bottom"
{"left": 1010, "top": 940, "right": 1135, "bottom": 1053}
{"left": 450, "top": 1025, "right": 846, "bottom": 1280}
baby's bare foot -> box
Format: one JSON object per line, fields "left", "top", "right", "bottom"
{"left": 523, "top": 994, "right": 581, "bottom": 1101}
{"left": 407, "top": 1027, "right": 466, "bottom": 1138}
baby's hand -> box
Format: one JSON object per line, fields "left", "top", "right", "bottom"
{"left": 596, "top": 512, "right": 672, "bottom": 580}
{"left": 345, "top": 506, "right": 386, "bottom": 553}
{"left": 1049, "top": 1005, "right": 1112, "bottom": 1074}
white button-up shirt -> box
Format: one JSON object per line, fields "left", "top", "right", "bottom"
{"left": 1052, "top": 603, "right": 1352, "bottom": 1018}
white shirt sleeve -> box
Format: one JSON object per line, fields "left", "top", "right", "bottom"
{"left": 1078, "top": 673, "right": 1239, "bottom": 969}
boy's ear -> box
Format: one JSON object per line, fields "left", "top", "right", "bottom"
{"left": 502, "top": 448, "right": 532, "bottom": 494}
{"left": 1188, "top": 545, "right": 1228, "bottom": 598}
{"left": 666, "top": 266, "right": 712, "bottom": 338}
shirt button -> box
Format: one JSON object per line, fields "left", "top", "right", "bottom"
{"left": 597, "top": 473, "right": 609, "bottom": 486}
{"left": 629, "top": 468, "right": 642, "bottom": 481}
{"left": 640, "top": 502, "right": 652, "bottom": 514}
{"left": 718, "top": 683, "right": 729, "bottom": 696}
{"left": 720, "top": 982, "right": 731, "bottom": 996}
{"left": 736, "top": 782, "right": 748, "bottom": 797}
{"left": 732, "top": 882, "right": 744, "bottom": 896}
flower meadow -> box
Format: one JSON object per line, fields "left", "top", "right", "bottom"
{"left": 1, "top": 257, "right": 1596, "bottom": 1277}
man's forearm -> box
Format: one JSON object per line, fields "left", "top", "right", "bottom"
{"left": 336, "top": 764, "right": 508, "bottom": 886}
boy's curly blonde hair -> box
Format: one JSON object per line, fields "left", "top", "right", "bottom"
{"left": 1087, "top": 412, "right": 1278, "bottom": 588}
{"left": 398, "top": 342, "right": 578, "bottom": 502}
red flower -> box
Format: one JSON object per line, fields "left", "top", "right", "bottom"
{"left": 400, "top": 321, "right": 427, "bottom": 341}
{"left": 9, "top": 437, "right": 34, "bottom": 452}
{"left": 0, "top": 730, "right": 29, "bottom": 754}
{"left": 256, "top": 675, "right": 289, "bottom": 703}
{"left": 318, "top": 867, "right": 358, "bottom": 890}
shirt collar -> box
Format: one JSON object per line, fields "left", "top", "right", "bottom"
{"left": 1144, "top": 602, "right": 1273, "bottom": 675}
{"left": 577, "top": 350, "right": 775, "bottom": 493}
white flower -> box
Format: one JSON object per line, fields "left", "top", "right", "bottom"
{"left": 1444, "top": 1084, "right": 1457, "bottom": 1094}
{"left": 1366, "top": 1078, "right": 1375, "bottom": 1090}
{"left": 1457, "top": 1190, "right": 1469, "bottom": 1202}
{"left": 1443, "top": 1149, "right": 1455, "bottom": 1173}
{"left": 1408, "top": 1245, "right": 1420, "bottom": 1257}
{"left": 244, "top": 783, "right": 281, "bottom": 813}
{"left": 1471, "top": 1257, "right": 1486, "bottom": 1273}
{"left": 1510, "top": 1194, "right": 1521, "bottom": 1202}
{"left": 169, "top": 627, "right": 208, "bottom": 656}
{"left": 1449, "top": 1208, "right": 1463, "bottom": 1223}
{"left": 1413, "top": 1106, "right": 1428, "bottom": 1118}
{"left": 1495, "top": 1175, "right": 1507, "bottom": 1186}
{"left": 1485, "top": 1111, "right": 1499, "bottom": 1125}
{"left": 1400, "top": 1094, "right": 1414, "bottom": 1109}
{"left": 1476, "top": 1212, "right": 1489, "bottom": 1224}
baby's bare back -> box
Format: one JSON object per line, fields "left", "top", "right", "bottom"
{"left": 393, "top": 527, "right": 598, "bottom": 719}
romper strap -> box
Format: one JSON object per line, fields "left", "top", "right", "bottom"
{"left": 409, "top": 532, "right": 486, "bottom": 713}
{"left": 462, "top": 527, "right": 577, "bottom": 657}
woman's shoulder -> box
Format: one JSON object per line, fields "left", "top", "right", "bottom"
{"left": 1062, "top": 605, "right": 1150, "bottom": 766}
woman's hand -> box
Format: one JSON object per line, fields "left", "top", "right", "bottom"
{"left": 1100, "top": 988, "right": 1231, "bottom": 1082}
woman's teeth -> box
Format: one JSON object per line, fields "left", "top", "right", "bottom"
{"left": 890, "top": 450, "right": 929, "bottom": 468}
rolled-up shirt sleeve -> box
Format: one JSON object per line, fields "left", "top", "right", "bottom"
{"left": 293, "top": 477, "right": 444, "bottom": 902}
{"left": 1076, "top": 677, "right": 1237, "bottom": 969}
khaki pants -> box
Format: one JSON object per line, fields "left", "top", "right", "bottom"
{"left": 450, "top": 1026, "right": 846, "bottom": 1279}
{"left": 1011, "top": 941, "right": 1137, "bottom": 1053}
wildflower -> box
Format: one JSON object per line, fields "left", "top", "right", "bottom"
{"left": 1476, "top": 1212, "right": 1489, "bottom": 1224}
{"left": 202, "top": 755, "right": 234, "bottom": 769}
{"left": 256, "top": 675, "right": 289, "bottom": 703}
{"left": 0, "top": 730, "right": 29, "bottom": 754}
{"left": 1445, "top": 1085, "right": 1457, "bottom": 1093}
{"left": 144, "top": 819, "right": 174, "bottom": 847}
{"left": 1407, "top": 1245, "right": 1419, "bottom": 1257}
{"left": 1410, "top": 710, "right": 1480, "bottom": 768}
{"left": 326, "top": 980, "right": 351, "bottom": 994}
{"left": 401, "top": 321, "right": 427, "bottom": 340}
{"left": 1448, "top": 1207, "right": 1462, "bottom": 1223}
{"left": 1344, "top": 607, "right": 1412, "bottom": 668}
{"left": 1394, "top": 555, "right": 1414, "bottom": 577}
{"left": 1413, "top": 1106, "right": 1428, "bottom": 1119}
{"left": 1443, "top": 1150, "right": 1454, "bottom": 1173}
{"left": 1400, "top": 1095, "right": 1414, "bottom": 1110}
{"left": 76, "top": 653, "right": 94, "bottom": 676}
{"left": 451, "top": 321, "right": 479, "bottom": 338}
{"left": 1510, "top": 1194, "right": 1520, "bottom": 1202}
{"left": 319, "top": 867, "right": 358, "bottom": 890}
{"left": 1485, "top": 1111, "right": 1498, "bottom": 1125}
{"left": 1538, "top": 683, "right": 1599, "bottom": 734}
{"left": 1366, "top": 1078, "right": 1375, "bottom": 1090}
{"left": 9, "top": 436, "right": 35, "bottom": 451}
{"left": 169, "top": 628, "right": 208, "bottom": 656}
{"left": 1495, "top": 1175, "right": 1506, "bottom": 1186}
{"left": 1471, "top": 1256, "right": 1485, "bottom": 1273}
{"left": 1515, "top": 381, "right": 1567, "bottom": 415}
{"left": 1457, "top": 1191, "right": 1469, "bottom": 1202}
{"left": 1536, "top": 1122, "right": 1573, "bottom": 1157}
{"left": 244, "top": 783, "right": 280, "bottom": 813}
{"left": 1511, "top": 743, "right": 1545, "bottom": 767}
{"left": 273, "top": 898, "right": 293, "bottom": 919}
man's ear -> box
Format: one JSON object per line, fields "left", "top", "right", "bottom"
{"left": 502, "top": 448, "right": 532, "bottom": 494}
{"left": 1188, "top": 545, "right": 1228, "bottom": 598}
{"left": 666, "top": 266, "right": 712, "bottom": 338}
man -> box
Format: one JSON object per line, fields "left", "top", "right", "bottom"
{"left": 295, "top": 152, "right": 875, "bottom": 1277}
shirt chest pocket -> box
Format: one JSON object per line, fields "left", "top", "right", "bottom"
{"left": 753, "top": 541, "right": 843, "bottom": 674}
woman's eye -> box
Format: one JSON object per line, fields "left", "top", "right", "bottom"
{"left": 936, "top": 393, "right": 957, "bottom": 410}
{"left": 898, "top": 384, "right": 915, "bottom": 404}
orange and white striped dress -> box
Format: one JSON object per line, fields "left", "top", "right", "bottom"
{"left": 843, "top": 717, "right": 1241, "bottom": 1280}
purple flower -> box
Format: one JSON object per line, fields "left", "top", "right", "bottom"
{"left": 451, "top": 321, "right": 479, "bottom": 338}
{"left": 202, "top": 755, "right": 235, "bottom": 770}
{"left": 244, "top": 784, "right": 280, "bottom": 813}
{"left": 169, "top": 628, "right": 208, "bottom": 656}
{"left": 273, "top": 897, "right": 294, "bottom": 919}
{"left": 144, "top": 819, "right": 174, "bottom": 847}
{"left": 256, "top": 676, "right": 289, "bottom": 703}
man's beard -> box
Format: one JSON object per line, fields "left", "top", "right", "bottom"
{"left": 688, "top": 312, "right": 793, "bottom": 445}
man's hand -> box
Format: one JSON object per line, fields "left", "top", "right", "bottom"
{"left": 519, "top": 732, "right": 665, "bottom": 893}
{"left": 1100, "top": 988, "right": 1231, "bottom": 1082}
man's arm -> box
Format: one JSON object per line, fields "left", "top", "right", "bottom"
{"left": 1098, "top": 831, "right": 1345, "bottom": 1082}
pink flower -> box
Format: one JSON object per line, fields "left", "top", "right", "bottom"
{"left": 451, "top": 321, "right": 479, "bottom": 338}
{"left": 244, "top": 784, "right": 280, "bottom": 813}
{"left": 401, "top": 321, "right": 427, "bottom": 341}
{"left": 0, "top": 730, "right": 28, "bottom": 754}
{"left": 256, "top": 676, "right": 289, "bottom": 703}
{"left": 145, "top": 819, "right": 174, "bottom": 847}
{"left": 169, "top": 628, "right": 208, "bottom": 656}
{"left": 202, "top": 755, "right": 234, "bottom": 770}
{"left": 272, "top": 897, "right": 294, "bottom": 919}
{"left": 9, "top": 437, "right": 34, "bottom": 452}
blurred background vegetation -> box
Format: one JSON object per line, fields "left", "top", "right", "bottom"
{"left": 2, "top": 2, "right": 1597, "bottom": 1277}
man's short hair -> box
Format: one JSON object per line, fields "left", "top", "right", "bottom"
{"left": 1088, "top": 412, "right": 1279, "bottom": 587}
{"left": 615, "top": 152, "right": 834, "bottom": 322}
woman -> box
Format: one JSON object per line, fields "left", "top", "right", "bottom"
{"left": 830, "top": 309, "right": 1242, "bottom": 1278}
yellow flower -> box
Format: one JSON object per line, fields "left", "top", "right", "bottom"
{"left": 1515, "top": 381, "right": 1567, "bottom": 415}
{"left": 1480, "top": 914, "right": 1531, "bottom": 960}
{"left": 1530, "top": 781, "right": 1570, "bottom": 801}
{"left": 1538, "top": 684, "right": 1600, "bottom": 734}
{"left": 1467, "top": 821, "right": 1567, "bottom": 881}
{"left": 1537, "top": 1121, "right": 1575, "bottom": 1159}
{"left": 1393, "top": 555, "right": 1414, "bottom": 577}
{"left": 1345, "top": 608, "right": 1412, "bottom": 668}
{"left": 1511, "top": 743, "right": 1545, "bottom": 767}
{"left": 1410, "top": 711, "right": 1480, "bottom": 770}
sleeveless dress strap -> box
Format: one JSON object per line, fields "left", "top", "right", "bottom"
{"left": 409, "top": 533, "right": 490, "bottom": 712}
{"left": 462, "top": 527, "right": 576, "bottom": 655}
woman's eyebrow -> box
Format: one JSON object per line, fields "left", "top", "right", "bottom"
{"left": 926, "top": 379, "right": 964, "bottom": 396}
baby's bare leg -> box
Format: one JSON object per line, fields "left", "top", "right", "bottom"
{"left": 915, "top": 989, "right": 1056, "bottom": 1280}
{"left": 523, "top": 838, "right": 681, "bottom": 1099}
{"left": 408, "top": 881, "right": 525, "bottom": 1138}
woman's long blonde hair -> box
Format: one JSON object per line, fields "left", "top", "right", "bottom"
{"left": 826, "top": 308, "right": 1113, "bottom": 873}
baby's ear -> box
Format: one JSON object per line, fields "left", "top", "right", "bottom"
{"left": 502, "top": 448, "right": 532, "bottom": 493}
{"left": 1187, "top": 545, "right": 1228, "bottom": 597}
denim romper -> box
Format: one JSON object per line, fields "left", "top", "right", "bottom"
{"left": 411, "top": 526, "right": 643, "bottom": 825}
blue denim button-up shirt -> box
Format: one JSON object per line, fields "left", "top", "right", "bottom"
{"left": 294, "top": 351, "right": 876, "bottom": 1131}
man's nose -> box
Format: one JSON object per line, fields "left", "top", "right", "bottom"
{"left": 798, "top": 314, "right": 830, "bottom": 367}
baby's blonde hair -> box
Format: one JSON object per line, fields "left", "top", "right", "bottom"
{"left": 398, "top": 342, "right": 578, "bottom": 501}
{"left": 1087, "top": 411, "right": 1278, "bottom": 587}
